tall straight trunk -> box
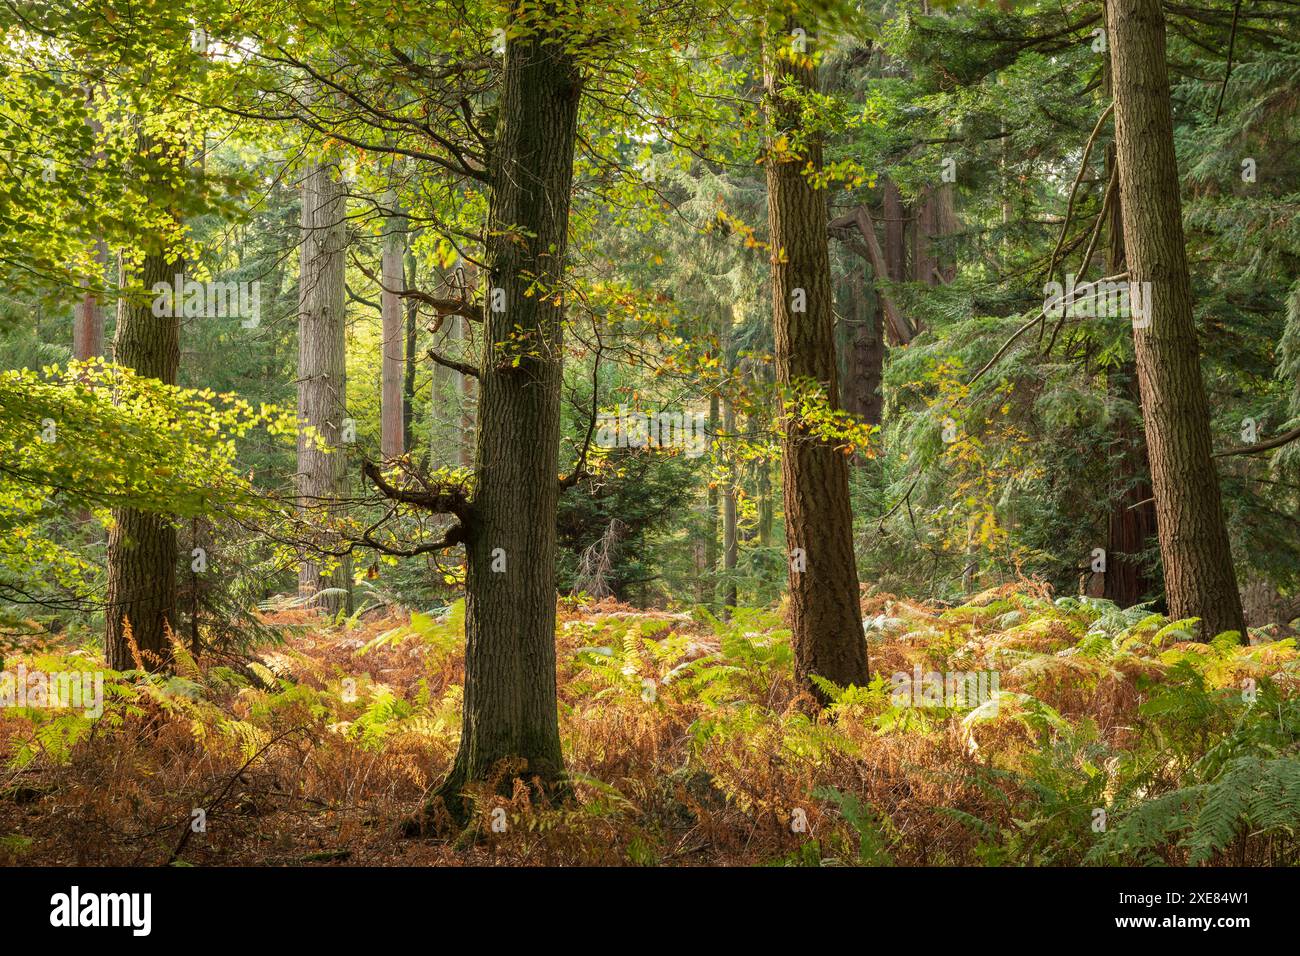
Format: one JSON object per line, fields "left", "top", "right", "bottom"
{"left": 429, "top": 318, "right": 457, "bottom": 467}
{"left": 704, "top": 389, "right": 720, "bottom": 607}
{"left": 402, "top": 248, "right": 418, "bottom": 453}
{"left": 934, "top": 184, "right": 958, "bottom": 283}
{"left": 721, "top": 307, "right": 738, "bottom": 613}
{"left": 765, "top": 23, "right": 868, "bottom": 700}
{"left": 914, "top": 188, "right": 938, "bottom": 286}
{"left": 435, "top": 16, "right": 582, "bottom": 810}
{"left": 400, "top": 251, "right": 416, "bottom": 455}
{"left": 455, "top": 261, "right": 478, "bottom": 469}
{"left": 1101, "top": 141, "right": 1157, "bottom": 607}
{"left": 1106, "top": 0, "right": 1244, "bottom": 637}
{"left": 75, "top": 88, "right": 106, "bottom": 362}
{"left": 456, "top": 314, "right": 475, "bottom": 468}
{"left": 106, "top": 249, "right": 180, "bottom": 671}
{"left": 380, "top": 197, "right": 405, "bottom": 459}
{"left": 913, "top": 185, "right": 956, "bottom": 286}
{"left": 296, "top": 158, "right": 352, "bottom": 613}
{"left": 74, "top": 242, "right": 107, "bottom": 360}
{"left": 882, "top": 179, "right": 906, "bottom": 282}
{"left": 844, "top": 263, "right": 884, "bottom": 428}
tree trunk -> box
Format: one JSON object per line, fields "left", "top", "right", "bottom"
{"left": 380, "top": 196, "right": 405, "bottom": 459}
{"left": 914, "top": 188, "right": 938, "bottom": 286}
{"left": 105, "top": 249, "right": 180, "bottom": 671}
{"left": 721, "top": 307, "right": 738, "bottom": 613}
{"left": 434, "top": 18, "right": 582, "bottom": 813}
{"left": 455, "top": 262, "right": 478, "bottom": 469}
{"left": 765, "top": 23, "right": 869, "bottom": 701}
{"left": 882, "top": 179, "right": 906, "bottom": 282}
{"left": 914, "top": 185, "right": 956, "bottom": 286}
{"left": 1106, "top": 0, "right": 1244, "bottom": 637}
{"left": 74, "top": 242, "right": 107, "bottom": 361}
{"left": 844, "top": 262, "right": 884, "bottom": 428}
{"left": 705, "top": 389, "right": 720, "bottom": 608}
{"left": 296, "top": 158, "right": 352, "bottom": 614}
{"left": 402, "top": 247, "right": 418, "bottom": 453}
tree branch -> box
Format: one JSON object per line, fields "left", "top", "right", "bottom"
{"left": 1216, "top": 423, "right": 1300, "bottom": 457}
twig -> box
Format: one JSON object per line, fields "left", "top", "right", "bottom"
{"left": 166, "top": 725, "right": 309, "bottom": 865}
{"left": 968, "top": 272, "right": 1128, "bottom": 387}
{"left": 1214, "top": 0, "right": 1243, "bottom": 122}
{"left": 1044, "top": 103, "right": 1114, "bottom": 286}
{"left": 1216, "top": 423, "right": 1300, "bottom": 457}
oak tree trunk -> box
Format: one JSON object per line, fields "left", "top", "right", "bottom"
{"left": 106, "top": 249, "right": 180, "bottom": 671}
{"left": 434, "top": 18, "right": 582, "bottom": 812}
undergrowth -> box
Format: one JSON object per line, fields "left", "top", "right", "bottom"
{"left": 1, "top": 584, "right": 1297, "bottom": 866}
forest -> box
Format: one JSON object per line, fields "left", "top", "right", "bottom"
{"left": 0, "top": 0, "right": 1298, "bottom": 880}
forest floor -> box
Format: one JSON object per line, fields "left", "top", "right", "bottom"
{"left": 2, "top": 584, "right": 1298, "bottom": 866}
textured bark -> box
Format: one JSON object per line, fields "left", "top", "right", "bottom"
{"left": 765, "top": 26, "right": 869, "bottom": 701}
{"left": 74, "top": 243, "right": 107, "bottom": 361}
{"left": 882, "top": 179, "right": 906, "bottom": 283}
{"left": 843, "top": 263, "right": 884, "bottom": 428}
{"left": 704, "top": 389, "right": 720, "bottom": 607}
{"left": 1107, "top": 0, "right": 1244, "bottom": 637}
{"left": 454, "top": 262, "right": 478, "bottom": 469}
{"left": 106, "top": 249, "right": 180, "bottom": 671}
{"left": 914, "top": 188, "right": 938, "bottom": 286}
{"left": 75, "top": 89, "right": 106, "bottom": 362}
{"left": 380, "top": 199, "right": 406, "bottom": 459}
{"left": 434, "top": 19, "right": 581, "bottom": 810}
{"left": 914, "top": 184, "right": 957, "bottom": 286}
{"left": 402, "top": 249, "right": 418, "bottom": 452}
{"left": 935, "top": 184, "right": 958, "bottom": 284}
{"left": 456, "top": 313, "right": 475, "bottom": 469}
{"left": 721, "top": 307, "right": 738, "bottom": 614}
{"left": 296, "top": 159, "right": 352, "bottom": 613}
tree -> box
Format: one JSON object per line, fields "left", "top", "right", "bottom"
{"left": 428, "top": 6, "right": 584, "bottom": 815}
{"left": 105, "top": 246, "right": 181, "bottom": 671}
{"left": 380, "top": 191, "right": 406, "bottom": 460}
{"left": 1106, "top": 0, "right": 1244, "bottom": 637}
{"left": 296, "top": 157, "right": 353, "bottom": 614}
{"left": 764, "top": 19, "right": 869, "bottom": 701}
